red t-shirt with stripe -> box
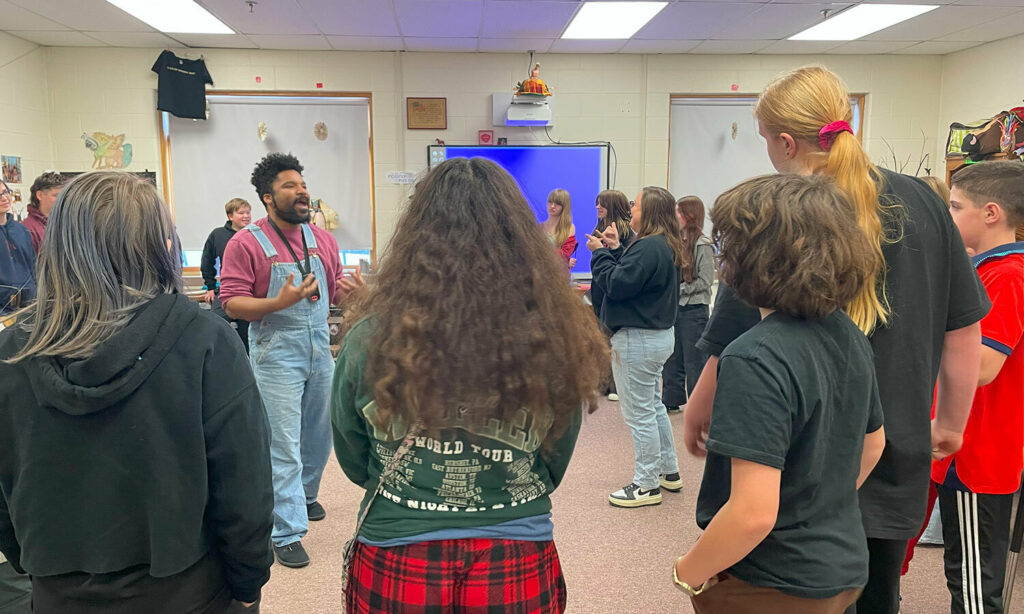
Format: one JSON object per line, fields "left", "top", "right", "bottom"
{"left": 931, "top": 249, "right": 1024, "bottom": 494}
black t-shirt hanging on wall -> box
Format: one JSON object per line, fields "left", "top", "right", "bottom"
{"left": 697, "top": 168, "right": 990, "bottom": 541}
{"left": 151, "top": 50, "right": 213, "bottom": 120}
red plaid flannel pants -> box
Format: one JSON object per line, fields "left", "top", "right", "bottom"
{"left": 345, "top": 538, "right": 567, "bottom": 613}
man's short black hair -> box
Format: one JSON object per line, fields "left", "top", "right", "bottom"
{"left": 251, "top": 153, "right": 304, "bottom": 206}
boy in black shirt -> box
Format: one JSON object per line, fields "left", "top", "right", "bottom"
{"left": 200, "top": 197, "right": 252, "bottom": 352}
{"left": 674, "top": 174, "right": 886, "bottom": 613}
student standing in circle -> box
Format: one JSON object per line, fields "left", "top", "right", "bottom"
{"left": 0, "top": 172, "right": 272, "bottom": 613}
{"left": 681, "top": 66, "right": 990, "bottom": 614}
{"left": 675, "top": 174, "right": 885, "bottom": 614}
{"left": 590, "top": 190, "right": 635, "bottom": 402}
{"left": 587, "top": 187, "right": 684, "bottom": 507}
{"left": 662, "top": 196, "right": 713, "bottom": 414}
{"left": 333, "top": 158, "right": 607, "bottom": 613}
{"left": 542, "top": 188, "right": 577, "bottom": 269}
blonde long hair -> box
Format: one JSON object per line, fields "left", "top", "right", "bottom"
{"left": 755, "top": 65, "right": 888, "bottom": 334}
{"left": 547, "top": 188, "right": 574, "bottom": 246}
{"left": 8, "top": 172, "right": 181, "bottom": 362}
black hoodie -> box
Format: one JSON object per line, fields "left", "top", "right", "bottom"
{"left": 0, "top": 293, "right": 273, "bottom": 603}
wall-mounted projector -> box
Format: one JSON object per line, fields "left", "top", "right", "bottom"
{"left": 492, "top": 92, "right": 554, "bottom": 127}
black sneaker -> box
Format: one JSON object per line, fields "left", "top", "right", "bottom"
{"left": 307, "top": 501, "right": 326, "bottom": 521}
{"left": 609, "top": 483, "right": 662, "bottom": 508}
{"left": 274, "top": 542, "right": 310, "bottom": 568}
{"left": 660, "top": 473, "right": 683, "bottom": 492}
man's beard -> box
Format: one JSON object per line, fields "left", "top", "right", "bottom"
{"left": 271, "top": 194, "right": 310, "bottom": 224}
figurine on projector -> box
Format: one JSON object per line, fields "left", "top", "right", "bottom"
{"left": 516, "top": 63, "right": 552, "bottom": 97}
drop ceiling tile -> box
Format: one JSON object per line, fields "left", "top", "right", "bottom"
{"left": 82, "top": 31, "right": 181, "bottom": 47}
{"left": 713, "top": 3, "right": 852, "bottom": 40}
{"left": 757, "top": 39, "right": 840, "bottom": 54}
{"left": 7, "top": 0, "right": 153, "bottom": 32}
{"left": 635, "top": 2, "right": 763, "bottom": 40}
{"left": 326, "top": 35, "right": 405, "bottom": 51}
{"left": 618, "top": 39, "right": 702, "bottom": 54}
{"left": 0, "top": 0, "right": 68, "bottom": 31}
{"left": 827, "top": 40, "right": 917, "bottom": 54}
{"left": 890, "top": 40, "right": 982, "bottom": 54}
{"left": 403, "top": 36, "right": 480, "bottom": 52}
{"left": 689, "top": 39, "right": 774, "bottom": 54}
{"left": 8, "top": 30, "right": 105, "bottom": 46}
{"left": 246, "top": 34, "right": 332, "bottom": 49}
{"left": 171, "top": 34, "right": 258, "bottom": 48}
{"left": 481, "top": 1, "right": 577, "bottom": 38}
{"left": 548, "top": 38, "right": 628, "bottom": 53}
{"left": 477, "top": 38, "right": 555, "bottom": 52}
{"left": 862, "top": 5, "right": 1015, "bottom": 41}
{"left": 298, "top": 0, "right": 402, "bottom": 36}
{"left": 202, "top": 0, "right": 317, "bottom": 35}
{"left": 394, "top": 0, "right": 484, "bottom": 38}
{"left": 937, "top": 8, "right": 1024, "bottom": 41}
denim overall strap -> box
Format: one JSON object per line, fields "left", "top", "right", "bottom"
{"left": 301, "top": 223, "right": 318, "bottom": 250}
{"left": 245, "top": 224, "right": 278, "bottom": 259}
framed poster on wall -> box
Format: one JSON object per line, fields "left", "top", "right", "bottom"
{"left": 407, "top": 97, "right": 447, "bottom": 130}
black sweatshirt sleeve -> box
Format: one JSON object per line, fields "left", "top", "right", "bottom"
{"left": 200, "top": 230, "right": 218, "bottom": 289}
{"left": 202, "top": 334, "right": 273, "bottom": 603}
{"left": 590, "top": 240, "right": 653, "bottom": 302}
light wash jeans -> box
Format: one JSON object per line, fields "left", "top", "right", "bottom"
{"left": 610, "top": 327, "right": 680, "bottom": 491}
{"left": 247, "top": 224, "right": 334, "bottom": 547}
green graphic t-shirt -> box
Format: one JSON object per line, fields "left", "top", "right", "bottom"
{"left": 331, "top": 318, "right": 582, "bottom": 542}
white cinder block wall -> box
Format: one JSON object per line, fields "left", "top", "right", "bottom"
{"left": 0, "top": 40, "right": 1014, "bottom": 253}
{"left": 0, "top": 33, "right": 54, "bottom": 220}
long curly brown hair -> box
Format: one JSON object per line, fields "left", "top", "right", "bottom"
{"left": 343, "top": 158, "right": 609, "bottom": 448}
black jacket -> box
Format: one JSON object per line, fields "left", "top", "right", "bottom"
{"left": 200, "top": 222, "right": 238, "bottom": 289}
{"left": 0, "top": 293, "right": 273, "bottom": 603}
{"left": 591, "top": 234, "right": 679, "bottom": 333}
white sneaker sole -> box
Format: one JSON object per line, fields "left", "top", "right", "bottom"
{"left": 659, "top": 478, "right": 683, "bottom": 492}
{"left": 608, "top": 493, "right": 662, "bottom": 508}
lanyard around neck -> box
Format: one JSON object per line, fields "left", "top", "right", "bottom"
{"left": 266, "top": 218, "right": 311, "bottom": 277}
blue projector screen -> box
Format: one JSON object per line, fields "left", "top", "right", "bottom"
{"left": 428, "top": 145, "right": 608, "bottom": 275}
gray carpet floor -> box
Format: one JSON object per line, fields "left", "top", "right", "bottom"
{"left": 259, "top": 398, "right": 1024, "bottom": 613}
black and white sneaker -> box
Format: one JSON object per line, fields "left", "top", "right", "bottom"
{"left": 609, "top": 483, "right": 662, "bottom": 508}
{"left": 660, "top": 473, "right": 683, "bottom": 492}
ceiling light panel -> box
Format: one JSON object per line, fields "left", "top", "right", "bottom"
{"left": 562, "top": 2, "right": 668, "bottom": 39}
{"left": 103, "top": 0, "right": 233, "bottom": 34}
{"left": 789, "top": 4, "right": 938, "bottom": 41}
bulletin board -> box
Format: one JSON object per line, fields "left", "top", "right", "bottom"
{"left": 159, "top": 92, "right": 375, "bottom": 260}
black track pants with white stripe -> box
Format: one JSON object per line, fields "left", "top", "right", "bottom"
{"left": 936, "top": 482, "right": 1013, "bottom": 614}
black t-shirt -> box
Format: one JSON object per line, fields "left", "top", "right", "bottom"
{"left": 151, "top": 50, "right": 213, "bottom": 120}
{"left": 697, "top": 310, "right": 884, "bottom": 598}
{"left": 697, "top": 169, "right": 990, "bottom": 539}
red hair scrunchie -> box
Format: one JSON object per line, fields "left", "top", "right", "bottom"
{"left": 818, "top": 121, "right": 853, "bottom": 152}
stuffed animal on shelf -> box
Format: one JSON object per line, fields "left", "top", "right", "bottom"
{"left": 516, "top": 63, "right": 552, "bottom": 96}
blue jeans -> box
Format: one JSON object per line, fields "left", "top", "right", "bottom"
{"left": 610, "top": 327, "right": 680, "bottom": 490}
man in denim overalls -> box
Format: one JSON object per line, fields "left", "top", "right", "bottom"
{"left": 221, "top": 153, "right": 357, "bottom": 568}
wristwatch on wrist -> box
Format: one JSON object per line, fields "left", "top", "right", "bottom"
{"left": 672, "top": 557, "right": 707, "bottom": 596}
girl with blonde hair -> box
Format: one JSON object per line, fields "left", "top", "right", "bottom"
{"left": 542, "top": 188, "right": 577, "bottom": 268}
{"left": 681, "top": 65, "right": 989, "bottom": 613}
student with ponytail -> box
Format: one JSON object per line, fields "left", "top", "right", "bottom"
{"left": 681, "top": 65, "right": 990, "bottom": 614}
